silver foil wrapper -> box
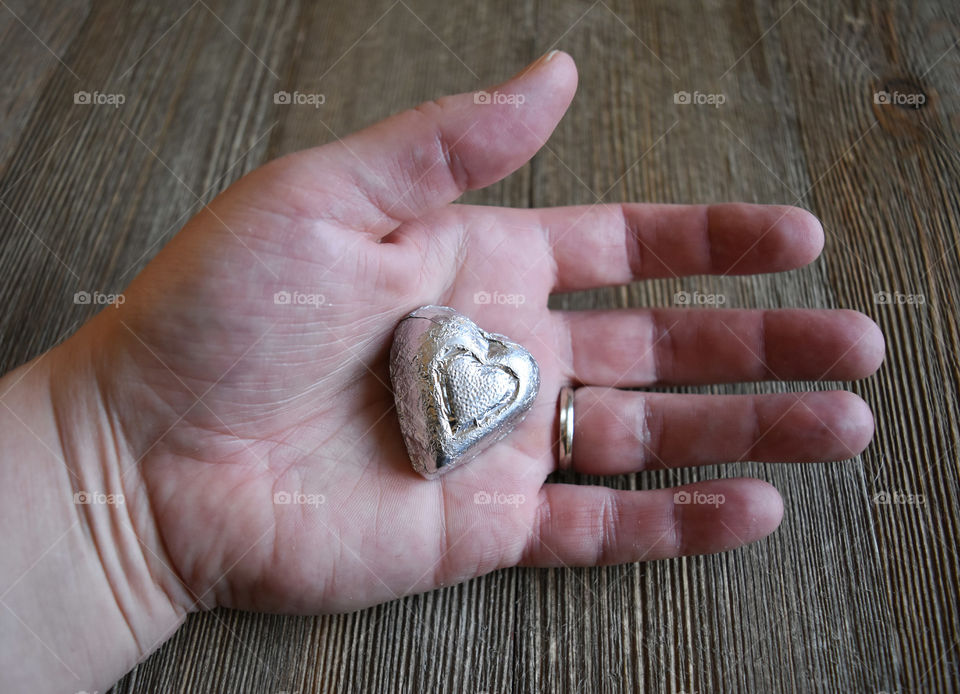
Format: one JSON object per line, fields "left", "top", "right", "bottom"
{"left": 389, "top": 306, "right": 540, "bottom": 479}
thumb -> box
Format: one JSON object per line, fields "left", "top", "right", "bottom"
{"left": 276, "top": 51, "right": 578, "bottom": 237}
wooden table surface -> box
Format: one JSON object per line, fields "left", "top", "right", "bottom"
{"left": 1, "top": 0, "right": 958, "bottom": 692}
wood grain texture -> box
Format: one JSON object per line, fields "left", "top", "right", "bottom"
{"left": 0, "top": 0, "right": 957, "bottom": 691}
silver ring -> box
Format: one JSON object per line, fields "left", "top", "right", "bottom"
{"left": 558, "top": 386, "right": 575, "bottom": 470}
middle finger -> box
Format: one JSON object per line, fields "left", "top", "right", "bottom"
{"left": 552, "top": 308, "right": 884, "bottom": 387}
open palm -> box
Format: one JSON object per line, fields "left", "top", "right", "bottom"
{"left": 80, "top": 52, "right": 883, "bottom": 617}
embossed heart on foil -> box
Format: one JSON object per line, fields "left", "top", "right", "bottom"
{"left": 389, "top": 306, "right": 540, "bottom": 479}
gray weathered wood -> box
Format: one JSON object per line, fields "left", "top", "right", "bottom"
{"left": 0, "top": 0, "right": 957, "bottom": 691}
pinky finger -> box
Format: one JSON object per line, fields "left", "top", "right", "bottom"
{"left": 518, "top": 479, "right": 783, "bottom": 567}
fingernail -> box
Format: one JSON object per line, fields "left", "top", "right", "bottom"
{"left": 511, "top": 50, "right": 561, "bottom": 81}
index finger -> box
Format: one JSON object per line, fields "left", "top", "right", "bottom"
{"left": 498, "top": 202, "right": 824, "bottom": 291}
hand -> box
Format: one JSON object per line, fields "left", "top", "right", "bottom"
{"left": 14, "top": 51, "right": 882, "bottom": 687}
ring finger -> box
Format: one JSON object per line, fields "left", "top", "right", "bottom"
{"left": 565, "top": 387, "right": 874, "bottom": 475}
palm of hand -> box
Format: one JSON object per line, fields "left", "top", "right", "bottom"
{"left": 112, "top": 186, "right": 564, "bottom": 613}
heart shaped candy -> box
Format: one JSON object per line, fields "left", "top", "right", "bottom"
{"left": 389, "top": 306, "right": 540, "bottom": 479}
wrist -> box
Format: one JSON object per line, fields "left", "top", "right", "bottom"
{"left": 0, "top": 314, "right": 191, "bottom": 692}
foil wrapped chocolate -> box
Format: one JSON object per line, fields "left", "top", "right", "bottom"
{"left": 389, "top": 306, "right": 540, "bottom": 479}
